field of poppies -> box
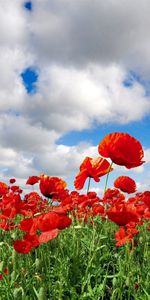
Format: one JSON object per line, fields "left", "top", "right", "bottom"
{"left": 0, "top": 132, "right": 150, "bottom": 299}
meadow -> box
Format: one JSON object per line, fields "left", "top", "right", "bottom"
{"left": 0, "top": 132, "right": 149, "bottom": 300}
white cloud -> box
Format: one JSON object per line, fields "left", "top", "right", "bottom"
{"left": 0, "top": 48, "right": 32, "bottom": 113}
{"left": 136, "top": 180, "right": 150, "bottom": 192}
{"left": 113, "top": 164, "right": 145, "bottom": 174}
{"left": 30, "top": 0, "right": 150, "bottom": 75}
{"left": 0, "top": 0, "right": 27, "bottom": 47}
{"left": 0, "top": 146, "right": 36, "bottom": 179}
{"left": 0, "top": 114, "right": 59, "bottom": 152}
{"left": 21, "top": 64, "right": 150, "bottom": 134}
{"left": 32, "top": 143, "right": 98, "bottom": 177}
{"left": 0, "top": 0, "right": 150, "bottom": 193}
{"left": 144, "top": 148, "right": 150, "bottom": 163}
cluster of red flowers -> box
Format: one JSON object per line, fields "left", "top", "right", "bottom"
{"left": 0, "top": 177, "right": 72, "bottom": 253}
{"left": 0, "top": 132, "right": 149, "bottom": 253}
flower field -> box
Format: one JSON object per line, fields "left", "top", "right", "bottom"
{"left": 0, "top": 133, "right": 149, "bottom": 299}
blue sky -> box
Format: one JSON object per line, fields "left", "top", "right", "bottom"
{"left": 0, "top": 0, "right": 150, "bottom": 194}
{"left": 24, "top": 1, "right": 32, "bottom": 11}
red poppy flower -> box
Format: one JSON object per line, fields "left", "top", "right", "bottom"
{"left": 38, "top": 229, "right": 59, "bottom": 244}
{"left": 13, "top": 239, "right": 32, "bottom": 254}
{"left": 92, "top": 204, "right": 105, "bottom": 216}
{"left": 57, "top": 215, "right": 72, "bottom": 229}
{"left": 22, "top": 233, "right": 40, "bottom": 247}
{"left": 142, "top": 191, "right": 150, "bottom": 209}
{"left": 144, "top": 211, "right": 150, "bottom": 220}
{"left": 20, "top": 217, "right": 40, "bottom": 235}
{"left": 74, "top": 156, "right": 113, "bottom": 190}
{"left": 126, "top": 227, "right": 139, "bottom": 236}
{"left": 98, "top": 132, "right": 144, "bottom": 169}
{"left": 39, "top": 176, "right": 67, "bottom": 198}
{"left": 103, "top": 188, "right": 125, "bottom": 205}
{"left": 10, "top": 185, "right": 20, "bottom": 193}
{"left": 0, "top": 182, "right": 9, "bottom": 197}
{"left": 114, "top": 176, "right": 136, "bottom": 194}
{"left": 53, "top": 205, "right": 70, "bottom": 214}
{"left": 107, "top": 203, "right": 139, "bottom": 226}
{"left": 38, "top": 212, "right": 60, "bottom": 231}
{"left": 9, "top": 178, "right": 16, "bottom": 184}
{"left": 26, "top": 176, "right": 40, "bottom": 185}
{"left": 3, "top": 267, "right": 9, "bottom": 275}
{"left": 115, "top": 227, "right": 132, "bottom": 246}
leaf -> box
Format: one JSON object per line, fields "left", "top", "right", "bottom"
{"left": 142, "top": 288, "right": 150, "bottom": 297}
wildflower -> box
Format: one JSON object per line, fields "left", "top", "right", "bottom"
{"left": 39, "top": 176, "right": 67, "bottom": 198}
{"left": 56, "top": 214, "right": 72, "bottom": 229}
{"left": 23, "top": 192, "right": 48, "bottom": 216}
{"left": 19, "top": 217, "right": 39, "bottom": 235}
{"left": 3, "top": 267, "right": 9, "bottom": 275}
{"left": 38, "top": 229, "right": 59, "bottom": 244}
{"left": 114, "top": 176, "right": 136, "bottom": 194}
{"left": 9, "top": 178, "right": 16, "bottom": 184}
{"left": 26, "top": 176, "right": 39, "bottom": 185}
{"left": 10, "top": 185, "right": 21, "bottom": 193}
{"left": 13, "top": 239, "right": 32, "bottom": 254}
{"left": 0, "top": 182, "right": 9, "bottom": 197}
{"left": 98, "top": 132, "right": 144, "bottom": 169}
{"left": 19, "top": 211, "right": 72, "bottom": 235}
{"left": 142, "top": 191, "right": 150, "bottom": 209}
{"left": 107, "top": 203, "right": 139, "bottom": 226}
{"left": 103, "top": 188, "right": 125, "bottom": 205}
{"left": 22, "top": 233, "right": 40, "bottom": 248}
{"left": 38, "top": 212, "right": 72, "bottom": 231}
{"left": 92, "top": 204, "right": 105, "bottom": 216}
{"left": 74, "top": 156, "right": 113, "bottom": 190}
{"left": 115, "top": 226, "right": 132, "bottom": 246}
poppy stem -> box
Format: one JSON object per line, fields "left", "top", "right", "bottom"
{"left": 104, "top": 162, "right": 113, "bottom": 194}
{"left": 87, "top": 177, "right": 91, "bottom": 194}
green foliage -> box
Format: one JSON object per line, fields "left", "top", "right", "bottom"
{"left": 0, "top": 216, "right": 150, "bottom": 300}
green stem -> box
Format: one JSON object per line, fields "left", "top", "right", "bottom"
{"left": 87, "top": 177, "right": 91, "bottom": 194}
{"left": 81, "top": 226, "right": 97, "bottom": 294}
{"left": 104, "top": 162, "right": 113, "bottom": 194}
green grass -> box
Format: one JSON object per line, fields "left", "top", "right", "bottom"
{"left": 0, "top": 215, "right": 149, "bottom": 300}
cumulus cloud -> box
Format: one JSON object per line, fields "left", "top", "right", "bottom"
{"left": 0, "top": 0, "right": 150, "bottom": 192}
{"left": 30, "top": 0, "right": 150, "bottom": 74}
{"left": 136, "top": 179, "right": 150, "bottom": 192}
{"left": 0, "top": 142, "right": 98, "bottom": 185}
{"left": 22, "top": 64, "right": 150, "bottom": 133}
{"left": 32, "top": 143, "right": 98, "bottom": 177}
{"left": 0, "top": 0, "right": 27, "bottom": 47}
{"left": 0, "top": 48, "right": 32, "bottom": 113}
{"left": 144, "top": 148, "right": 150, "bottom": 163}
{"left": 0, "top": 0, "right": 34, "bottom": 113}
{"left": 0, "top": 114, "right": 59, "bottom": 152}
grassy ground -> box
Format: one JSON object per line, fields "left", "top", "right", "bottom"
{"left": 0, "top": 215, "right": 149, "bottom": 300}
